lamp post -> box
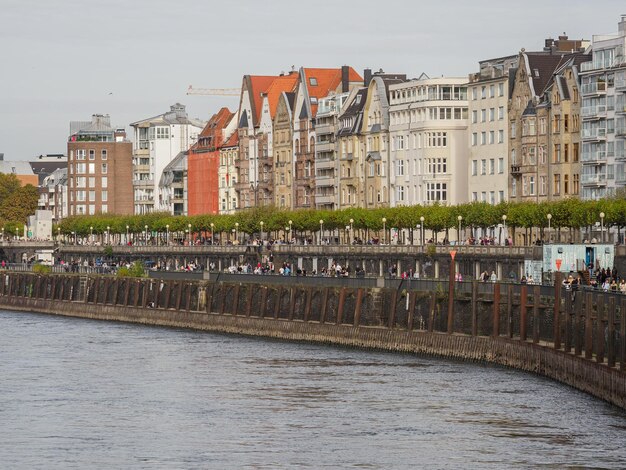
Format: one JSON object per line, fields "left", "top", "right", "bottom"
{"left": 106, "top": 226, "right": 110, "bottom": 245}
{"left": 188, "top": 223, "right": 192, "bottom": 245}
{"left": 209, "top": 223, "right": 214, "bottom": 245}
{"left": 144, "top": 225, "right": 148, "bottom": 245}
{"left": 382, "top": 217, "right": 387, "bottom": 244}
{"left": 1, "top": 228, "right": 4, "bottom": 242}
{"left": 288, "top": 220, "right": 293, "bottom": 242}
{"left": 600, "top": 212, "right": 605, "bottom": 243}
{"left": 502, "top": 215, "right": 507, "bottom": 245}
{"left": 457, "top": 215, "right": 463, "bottom": 245}
{"left": 420, "top": 216, "right": 425, "bottom": 246}
{"left": 259, "top": 221, "right": 264, "bottom": 242}
{"left": 166, "top": 224, "right": 170, "bottom": 246}
{"left": 319, "top": 219, "right": 324, "bottom": 245}
{"left": 235, "top": 222, "right": 239, "bottom": 244}
{"left": 57, "top": 227, "right": 61, "bottom": 243}
{"left": 349, "top": 218, "right": 354, "bottom": 244}
{"left": 71, "top": 231, "right": 75, "bottom": 245}
{"left": 90, "top": 226, "right": 93, "bottom": 244}
{"left": 546, "top": 213, "right": 552, "bottom": 243}
{"left": 126, "top": 225, "right": 129, "bottom": 245}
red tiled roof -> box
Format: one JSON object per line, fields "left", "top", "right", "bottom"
{"left": 194, "top": 107, "right": 234, "bottom": 151}
{"left": 264, "top": 72, "right": 299, "bottom": 118}
{"left": 222, "top": 131, "right": 239, "bottom": 148}
{"left": 303, "top": 67, "right": 363, "bottom": 116}
{"left": 247, "top": 75, "right": 277, "bottom": 126}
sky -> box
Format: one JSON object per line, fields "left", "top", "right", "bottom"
{"left": 0, "top": 0, "right": 624, "bottom": 160}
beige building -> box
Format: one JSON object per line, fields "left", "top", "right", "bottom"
{"left": 389, "top": 76, "right": 468, "bottom": 206}
{"left": 468, "top": 56, "right": 518, "bottom": 204}
{"left": 337, "top": 88, "right": 367, "bottom": 208}
{"left": 273, "top": 91, "right": 295, "bottom": 209}
{"left": 218, "top": 131, "right": 239, "bottom": 214}
{"left": 67, "top": 114, "right": 132, "bottom": 216}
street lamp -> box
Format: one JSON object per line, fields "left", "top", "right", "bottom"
{"left": 106, "top": 226, "right": 110, "bottom": 245}
{"left": 600, "top": 212, "right": 605, "bottom": 243}
{"left": 382, "top": 217, "right": 387, "bottom": 244}
{"left": 349, "top": 218, "right": 354, "bottom": 243}
{"left": 188, "top": 223, "right": 192, "bottom": 245}
{"left": 57, "top": 227, "right": 61, "bottom": 242}
{"left": 259, "top": 221, "right": 264, "bottom": 242}
{"left": 502, "top": 215, "right": 507, "bottom": 245}
{"left": 546, "top": 213, "right": 552, "bottom": 243}
{"left": 126, "top": 225, "right": 129, "bottom": 244}
{"left": 144, "top": 225, "right": 148, "bottom": 245}
{"left": 209, "top": 223, "right": 214, "bottom": 245}
{"left": 166, "top": 224, "right": 170, "bottom": 246}
{"left": 288, "top": 220, "right": 293, "bottom": 242}
{"left": 235, "top": 222, "right": 239, "bottom": 244}
{"left": 420, "top": 216, "right": 425, "bottom": 246}
{"left": 457, "top": 215, "right": 463, "bottom": 245}
{"left": 319, "top": 219, "right": 324, "bottom": 245}
{"left": 90, "top": 226, "right": 93, "bottom": 244}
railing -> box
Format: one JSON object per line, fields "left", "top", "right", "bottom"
{"left": 581, "top": 105, "right": 607, "bottom": 117}
{"left": 581, "top": 173, "right": 607, "bottom": 185}
{"left": 581, "top": 150, "right": 607, "bottom": 163}
{"left": 581, "top": 128, "right": 607, "bottom": 140}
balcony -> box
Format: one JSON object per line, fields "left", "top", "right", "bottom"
{"left": 316, "top": 140, "right": 335, "bottom": 153}
{"left": 315, "top": 174, "right": 335, "bottom": 187}
{"left": 616, "top": 78, "right": 626, "bottom": 90}
{"left": 315, "top": 194, "right": 336, "bottom": 205}
{"left": 581, "top": 105, "right": 606, "bottom": 119}
{"left": 581, "top": 150, "right": 607, "bottom": 164}
{"left": 581, "top": 173, "right": 607, "bottom": 186}
{"left": 316, "top": 158, "right": 336, "bottom": 170}
{"left": 580, "top": 82, "right": 607, "bottom": 96}
{"left": 510, "top": 164, "right": 521, "bottom": 176}
{"left": 581, "top": 128, "right": 607, "bottom": 141}
{"left": 616, "top": 126, "right": 626, "bottom": 138}
{"left": 580, "top": 61, "right": 599, "bottom": 72}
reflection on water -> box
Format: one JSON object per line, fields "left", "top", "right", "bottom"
{"left": 0, "top": 310, "right": 624, "bottom": 469}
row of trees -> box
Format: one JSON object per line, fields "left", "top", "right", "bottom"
{"left": 52, "top": 198, "right": 626, "bottom": 240}
{"left": 0, "top": 174, "right": 39, "bottom": 234}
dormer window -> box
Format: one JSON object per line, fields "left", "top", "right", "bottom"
{"left": 309, "top": 77, "right": 318, "bottom": 86}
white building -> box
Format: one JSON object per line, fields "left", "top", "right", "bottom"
{"left": 130, "top": 103, "right": 204, "bottom": 214}
{"left": 37, "top": 167, "right": 68, "bottom": 222}
{"left": 388, "top": 76, "right": 469, "bottom": 206}
{"left": 579, "top": 15, "right": 626, "bottom": 199}
{"left": 467, "top": 56, "right": 518, "bottom": 204}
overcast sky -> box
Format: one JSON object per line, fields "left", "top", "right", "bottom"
{"left": 1, "top": 0, "right": 623, "bottom": 160}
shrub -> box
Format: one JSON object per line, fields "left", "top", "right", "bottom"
{"left": 33, "top": 264, "right": 52, "bottom": 274}
{"left": 117, "top": 262, "right": 146, "bottom": 278}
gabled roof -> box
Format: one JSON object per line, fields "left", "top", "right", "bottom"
{"left": 222, "top": 131, "right": 239, "bottom": 148}
{"left": 263, "top": 72, "right": 299, "bottom": 118}
{"left": 244, "top": 75, "right": 277, "bottom": 126}
{"left": 302, "top": 67, "right": 363, "bottom": 116}
{"left": 525, "top": 53, "right": 573, "bottom": 96}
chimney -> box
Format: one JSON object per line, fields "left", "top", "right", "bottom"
{"left": 363, "top": 68, "right": 372, "bottom": 87}
{"left": 341, "top": 65, "right": 350, "bottom": 93}
{"left": 619, "top": 14, "right": 626, "bottom": 34}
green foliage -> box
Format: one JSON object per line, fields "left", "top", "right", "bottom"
{"left": 49, "top": 197, "right": 626, "bottom": 238}
{"left": 0, "top": 174, "right": 38, "bottom": 227}
{"left": 117, "top": 262, "right": 146, "bottom": 278}
{"left": 33, "top": 264, "right": 52, "bottom": 274}
{"left": 103, "top": 245, "right": 113, "bottom": 257}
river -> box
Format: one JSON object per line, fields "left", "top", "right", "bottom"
{"left": 0, "top": 309, "right": 624, "bottom": 469}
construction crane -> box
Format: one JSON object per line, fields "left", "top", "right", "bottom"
{"left": 186, "top": 85, "right": 240, "bottom": 96}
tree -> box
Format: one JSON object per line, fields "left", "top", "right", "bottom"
{"left": 0, "top": 184, "right": 38, "bottom": 223}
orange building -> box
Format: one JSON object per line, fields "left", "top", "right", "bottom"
{"left": 188, "top": 108, "right": 235, "bottom": 215}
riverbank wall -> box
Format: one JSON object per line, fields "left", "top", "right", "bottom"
{"left": 0, "top": 272, "right": 624, "bottom": 409}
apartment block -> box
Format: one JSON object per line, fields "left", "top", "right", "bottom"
{"left": 389, "top": 76, "right": 468, "bottom": 206}
{"left": 218, "top": 132, "right": 239, "bottom": 214}
{"left": 130, "top": 103, "right": 204, "bottom": 214}
{"left": 273, "top": 91, "right": 295, "bottom": 209}
{"left": 580, "top": 16, "right": 626, "bottom": 199}
{"left": 67, "top": 114, "right": 132, "bottom": 216}
{"left": 468, "top": 56, "right": 518, "bottom": 204}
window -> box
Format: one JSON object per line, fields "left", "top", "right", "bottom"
{"left": 499, "top": 190, "right": 505, "bottom": 202}
{"left": 490, "top": 85, "right": 495, "bottom": 98}
{"left": 472, "top": 87, "right": 477, "bottom": 100}
{"left": 490, "top": 191, "right": 495, "bottom": 204}
{"left": 156, "top": 127, "right": 170, "bottom": 139}
{"left": 89, "top": 149, "right": 95, "bottom": 160}
{"left": 489, "top": 108, "right": 495, "bottom": 121}
{"left": 397, "top": 159, "right": 405, "bottom": 176}
{"left": 76, "top": 163, "right": 86, "bottom": 174}
{"left": 510, "top": 122, "right": 516, "bottom": 138}
{"left": 472, "top": 192, "right": 478, "bottom": 201}
{"left": 101, "top": 190, "right": 108, "bottom": 202}
{"left": 88, "top": 177, "right": 95, "bottom": 187}
{"left": 481, "top": 159, "right": 487, "bottom": 175}
{"left": 471, "top": 160, "right": 477, "bottom": 176}
{"left": 472, "top": 110, "right": 478, "bottom": 123}
{"left": 309, "top": 77, "right": 318, "bottom": 86}
{"left": 101, "top": 149, "right": 107, "bottom": 160}
{"left": 481, "top": 132, "right": 486, "bottom": 145}
{"left": 481, "top": 86, "right": 486, "bottom": 99}
{"left": 76, "top": 190, "right": 86, "bottom": 202}
{"left": 564, "top": 174, "right": 569, "bottom": 195}
{"left": 101, "top": 205, "right": 108, "bottom": 214}
{"left": 88, "top": 163, "right": 95, "bottom": 174}
{"left": 76, "top": 176, "right": 86, "bottom": 188}
{"left": 481, "top": 109, "right": 486, "bottom": 122}
{"left": 472, "top": 133, "right": 477, "bottom": 146}
{"left": 77, "top": 149, "right": 86, "bottom": 160}
{"left": 426, "top": 182, "right": 447, "bottom": 202}
{"left": 553, "top": 174, "right": 560, "bottom": 195}
{"left": 102, "top": 163, "right": 108, "bottom": 174}
{"left": 397, "top": 186, "right": 405, "bottom": 202}
{"left": 498, "top": 82, "right": 504, "bottom": 97}
{"left": 489, "top": 131, "right": 495, "bottom": 144}
{"left": 489, "top": 158, "right": 495, "bottom": 175}
{"left": 89, "top": 190, "right": 96, "bottom": 202}
{"left": 511, "top": 179, "right": 517, "bottom": 197}
{"left": 498, "top": 106, "right": 504, "bottom": 120}
{"left": 498, "top": 158, "right": 504, "bottom": 174}
{"left": 498, "top": 130, "right": 504, "bottom": 143}
{"left": 102, "top": 177, "right": 107, "bottom": 188}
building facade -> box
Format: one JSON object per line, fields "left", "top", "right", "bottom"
{"left": 130, "top": 103, "right": 204, "bottom": 214}
{"left": 158, "top": 152, "right": 187, "bottom": 216}
{"left": 67, "top": 114, "right": 132, "bottom": 216}
{"left": 273, "top": 92, "right": 295, "bottom": 209}
{"left": 218, "top": 132, "right": 239, "bottom": 214}
{"left": 580, "top": 16, "right": 626, "bottom": 199}
{"left": 467, "top": 56, "right": 518, "bottom": 204}
{"left": 389, "top": 76, "right": 468, "bottom": 206}
{"left": 337, "top": 88, "right": 367, "bottom": 208}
